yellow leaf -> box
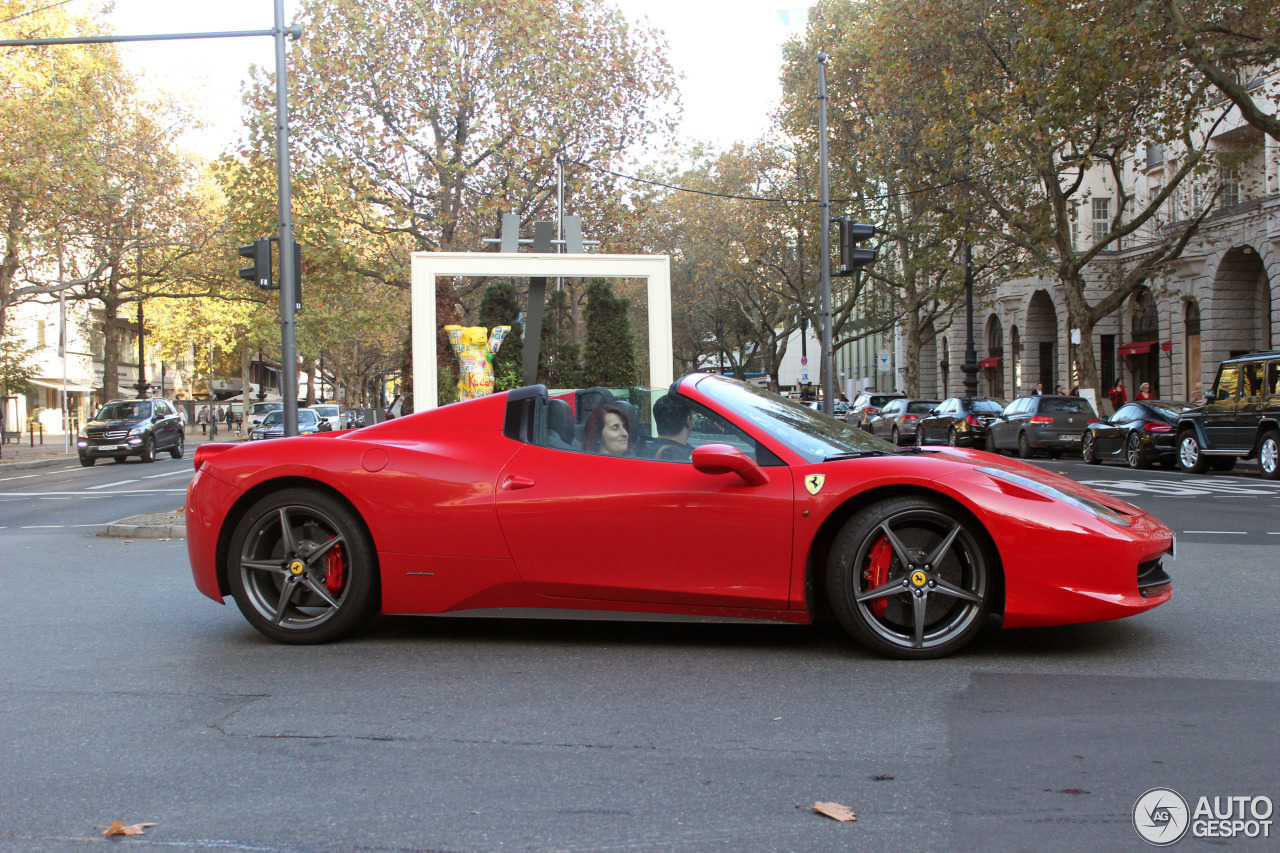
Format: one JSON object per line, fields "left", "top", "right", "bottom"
{"left": 100, "top": 821, "right": 156, "bottom": 836}
{"left": 807, "top": 802, "right": 857, "bottom": 822}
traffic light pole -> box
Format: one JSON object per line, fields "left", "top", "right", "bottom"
{"left": 273, "top": 0, "right": 299, "bottom": 436}
{"left": 817, "top": 53, "right": 835, "bottom": 417}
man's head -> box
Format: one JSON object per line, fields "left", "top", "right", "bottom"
{"left": 653, "top": 394, "right": 692, "bottom": 440}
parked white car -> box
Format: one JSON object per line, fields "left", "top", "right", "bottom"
{"left": 309, "top": 404, "right": 343, "bottom": 431}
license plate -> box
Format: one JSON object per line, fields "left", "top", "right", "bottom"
{"left": 1060, "top": 435, "right": 1080, "bottom": 442}
{"left": 97, "top": 444, "right": 122, "bottom": 450}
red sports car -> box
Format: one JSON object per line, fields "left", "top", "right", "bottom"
{"left": 185, "top": 374, "right": 1174, "bottom": 658}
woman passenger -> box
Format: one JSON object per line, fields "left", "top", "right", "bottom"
{"left": 582, "top": 404, "right": 634, "bottom": 457}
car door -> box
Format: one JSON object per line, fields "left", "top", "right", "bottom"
{"left": 920, "top": 399, "right": 949, "bottom": 443}
{"left": 1204, "top": 365, "right": 1239, "bottom": 449}
{"left": 991, "top": 399, "right": 1024, "bottom": 449}
{"left": 1099, "top": 404, "right": 1138, "bottom": 455}
{"left": 873, "top": 399, "right": 900, "bottom": 439}
{"left": 495, "top": 407, "right": 795, "bottom": 610}
{"left": 1235, "top": 361, "right": 1265, "bottom": 448}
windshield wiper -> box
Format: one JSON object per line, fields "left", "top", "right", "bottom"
{"left": 823, "top": 449, "right": 894, "bottom": 462}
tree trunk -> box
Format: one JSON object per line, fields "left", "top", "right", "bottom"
{"left": 240, "top": 344, "right": 252, "bottom": 408}
{"left": 303, "top": 356, "right": 316, "bottom": 406}
{"left": 101, "top": 303, "right": 120, "bottom": 402}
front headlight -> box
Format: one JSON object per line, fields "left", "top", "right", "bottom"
{"left": 128, "top": 427, "right": 145, "bottom": 436}
{"left": 978, "top": 467, "right": 1131, "bottom": 527}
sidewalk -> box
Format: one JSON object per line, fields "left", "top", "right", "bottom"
{"left": 0, "top": 425, "right": 245, "bottom": 471}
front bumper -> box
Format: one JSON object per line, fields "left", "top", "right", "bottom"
{"left": 78, "top": 437, "right": 145, "bottom": 456}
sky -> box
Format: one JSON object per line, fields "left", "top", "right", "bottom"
{"left": 63, "top": 0, "right": 809, "bottom": 161}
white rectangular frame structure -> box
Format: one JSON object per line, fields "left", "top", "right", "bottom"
{"left": 410, "top": 252, "right": 673, "bottom": 409}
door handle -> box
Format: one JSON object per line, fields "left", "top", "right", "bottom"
{"left": 501, "top": 475, "right": 535, "bottom": 491}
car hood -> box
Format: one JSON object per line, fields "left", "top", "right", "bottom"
{"left": 85, "top": 417, "right": 148, "bottom": 429}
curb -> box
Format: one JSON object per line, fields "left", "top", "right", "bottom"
{"left": 101, "top": 511, "right": 187, "bottom": 540}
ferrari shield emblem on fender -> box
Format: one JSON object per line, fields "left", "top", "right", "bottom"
{"left": 805, "top": 473, "right": 826, "bottom": 495}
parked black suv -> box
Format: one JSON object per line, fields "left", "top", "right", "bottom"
{"left": 1175, "top": 351, "right": 1280, "bottom": 479}
{"left": 77, "top": 398, "right": 185, "bottom": 466}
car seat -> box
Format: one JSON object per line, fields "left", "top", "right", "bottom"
{"left": 546, "top": 398, "right": 576, "bottom": 449}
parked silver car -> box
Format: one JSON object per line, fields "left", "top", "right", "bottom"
{"left": 867, "top": 398, "right": 941, "bottom": 445}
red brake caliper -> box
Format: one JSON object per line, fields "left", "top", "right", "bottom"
{"left": 325, "top": 540, "right": 346, "bottom": 595}
{"left": 862, "top": 536, "right": 892, "bottom": 618}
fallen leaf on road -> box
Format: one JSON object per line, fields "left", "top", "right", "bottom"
{"left": 799, "top": 802, "right": 857, "bottom": 822}
{"left": 98, "top": 821, "right": 156, "bottom": 836}
{"left": 121, "top": 540, "right": 134, "bottom": 544}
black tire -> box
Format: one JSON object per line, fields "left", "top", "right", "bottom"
{"left": 1258, "top": 431, "right": 1280, "bottom": 481}
{"left": 1018, "top": 432, "right": 1034, "bottom": 459}
{"left": 826, "top": 496, "right": 995, "bottom": 659}
{"left": 1082, "top": 432, "right": 1100, "bottom": 464}
{"left": 915, "top": 428, "right": 926, "bottom": 448}
{"left": 169, "top": 431, "right": 184, "bottom": 460}
{"left": 1177, "top": 430, "right": 1210, "bottom": 474}
{"left": 985, "top": 431, "right": 999, "bottom": 455}
{"left": 113, "top": 455, "right": 129, "bottom": 463}
{"left": 79, "top": 455, "right": 96, "bottom": 467}
{"left": 139, "top": 436, "right": 155, "bottom": 463}
{"left": 1125, "top": 432, "right": 1150, "bottom": 470}
{"left": 1209, "top": 457, "right": 1236, "bottom": 472}
{"left": 891, "top": 427, "right": 900, "bottom": 446}
{"left": 947, "top": 427, "right": 959, "bottom": 447}
{"left": 227, "top": 488, "right": 379, "bottom": 644}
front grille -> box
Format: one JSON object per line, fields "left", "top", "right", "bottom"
{"left": 87, "top": 429, "right": 128, "bottom": 440}
{"left": 1137, "top": 559, "right": 1172, "bottom": 597}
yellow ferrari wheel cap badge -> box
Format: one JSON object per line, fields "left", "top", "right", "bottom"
{"left": 910, "top": 570, "right": 928, "bottom": 588}
{"left": 289, "top": 560, "right": 305, "bottom": 576}
{"left": 804, "top": 473, "right": 826, "bottom": 495}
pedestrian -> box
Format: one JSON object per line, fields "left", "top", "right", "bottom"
{"left": 197, "top": 405, "right": 209, "bottom": 435}
{"left": 1108, "top": 380, "right": 1127, "bottom": 407}
{"left": 1135, "top": 382, "right": 1152, "bottom": 401}
{"left": 209, "top": 409, "right": 219, "bottom": 440}
{"left": 1034, "top": 383, "right": 1045, "bottom": 395}
{"left": 1054, "top": 384, "right": 1065, "bottom": 395}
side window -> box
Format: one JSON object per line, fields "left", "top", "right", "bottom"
{"left": 1002, "top": 399, "right": 1021, "bottom": 417}
{"left": 1215, "top": 367, "right": 1239, "bottom": 401}
{"left": 881, "top": 400, "right": 901, "bottom": 415}
{"left": 1240, "top": 363, "right": 1263, "bottom": 397}
{"left": 1113, "top": 404, "right": 1139, "bottom": 422}
{"left": 1268, "top": 362, "right": 1280, "bottom": 396}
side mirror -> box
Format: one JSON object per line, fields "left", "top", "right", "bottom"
{"left": 1204, "top": 389, "right": 1217, "bottom": 403}
{"left": 691, "top": 443, "right": 769, "bottom": 487}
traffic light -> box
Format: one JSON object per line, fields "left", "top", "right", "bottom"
{"left": 835, "top": 218, "right": 876, "bottom": 276}
{"left": 238, "top": 239, "right": 273, "bottom": 289}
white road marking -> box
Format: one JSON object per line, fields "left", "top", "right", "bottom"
{"left": 0, "top": 488, "right": 186, "bottom": 497}
{"left": 86, "top": 479, "right": 139, "bottom": 490}
{"left": 20, "top": 523, "right": 111, "bottom": 529}
{"left": 141, "top": 470, "right": 192, "bottom": 480}
{"left": 0, "top": 474, "right": 38, "bottom": 482}
{"left": 1182, "top": 530, "right": 1248, "bottom": 535}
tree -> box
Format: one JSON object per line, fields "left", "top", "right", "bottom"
{"left": 580, "top": 280, "right": 637, "bottom": 387}
{"left": 537, "top": 288, "right": 581, "bottom": 388}
{"left": 477, "top": 281, "right": 524, "bottom": 389}
{"left": 239, "top": 0, "right": 677, "bottom": 389}
{"left": 0, "top": 336, "right": 37, "bottom": 400}
{"left": 1155, "top": 0, "right": 1280, "bottom": 141}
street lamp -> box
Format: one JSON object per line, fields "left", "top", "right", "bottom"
{"left": 962, "top": 246, "right": 979, "bottom": 398}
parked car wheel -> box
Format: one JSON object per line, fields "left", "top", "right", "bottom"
{"left": 948, "top": 427, "right": 959, "bottom": 447}
{"left": 79, "top": 455, "right": 96, "bottom": 467}
{"left": 1259, "top": 431, "right": 1280, "bottom": 481}
{"left": 1177, "top": 430, "right": 1210, "bottom": 474}
{"left": 915, "top": 429, "right": 926, "bottom": 448}
{"left": 891, "top": 427, "right": 900, "bottom": 446}
{"left": 227, "top": 488, "right": 380, "bottom": 644}
{"left": 169, "top": 432, "right": 184, "bottom": 460}
{"left": 1018, "top": 432, "right": 1034, "bottom": 459}
{"left": 825, "top": 496, "right": 994, "bottom": 659}
{"left": 985, "top": 432, "right": 998, "bottom": 455}
{"left": 1125, "top": 433, "right": 1151, "bottom": 470}
{"left": 1082, "top": 432, "right": 1100, "bottom": 464}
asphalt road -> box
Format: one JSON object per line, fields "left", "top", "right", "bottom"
{"left": 1, "top": 457, "right": 1277, "bottom": 852}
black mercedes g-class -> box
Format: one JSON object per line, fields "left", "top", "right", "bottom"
{"left": 1175, "top": 351, "right": 1280, "bottom": 479}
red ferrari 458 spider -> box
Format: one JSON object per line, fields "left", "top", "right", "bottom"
{"left": 185, "top": 374, "right": 1174, "bottom": 658}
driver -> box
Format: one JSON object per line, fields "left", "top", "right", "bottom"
{"left": 651, "top": 394, "right": 693, "bottom": 462}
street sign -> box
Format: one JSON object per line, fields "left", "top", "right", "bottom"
{"left": 801, "top": 356, "right": 808, "bottom": 366}
{"left": 878, "top": 350, "right": 890, "bottom": 368}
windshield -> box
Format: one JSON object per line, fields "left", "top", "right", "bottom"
{"left": 252, "top": 403, "right": 282, "bottom": 415}
{"left": 95, "top": 402, "right": 150, "bottom": 420}
{"left": 312, "top": 406, "right": 338, "bottom": 416}
{"left": 695, "top": 375, "right": 898, "bottom": 463}
{"left": 261, "top": 411, "right": 283, "bottom": 426}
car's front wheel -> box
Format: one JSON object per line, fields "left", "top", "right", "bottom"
{"left": 1177, "top": 430, "right": 1210, "bottom": 474}
{"left": 1082, "top": 432, "right": 1100, "bottom": 464}
{"left": 1125, "top": 433, "right": 1150, "bottom": 470}
{"left": 891, "top": 427, "right": 900, "bottom": 446}
{"left": 138, "top": 436, "right": 155, "bottom": 463}
{"left": 79, "top": 454, "right": 95, "bottom": 467}
{"left": 826, "top": 496, "right": 995, "bottom": 659}
{"left": 227, "top": 489, "right": 379, "bottom": 643}
{"left": 1259, "top": 431, "right": 1280, "bottom": 481}
{"left": 985, "top": 432, "right": 998, "bottom": 455}
{"left": 947, "top": 427, "right": 959, "bottom": 447}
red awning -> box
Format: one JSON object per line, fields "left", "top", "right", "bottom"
{"left": 1161, "top": 340, "right": 1173, "bottom": 352}
{"left": 1119, "top": 339, "right": 1158, "bottom": 356}
{"left": 978, "top": 356, "right": 1003, "bottom": 368}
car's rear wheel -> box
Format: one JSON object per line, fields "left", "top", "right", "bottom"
{"left": 169, "top": 432, "right": 184, "bottom": 460}
{"left": 1177, "top": 431, "right": 1210, "bottom": 474}
{"left": 1125, "top": 433, "right": 1150, "bottom": 469}
{"left": 1258, "top": 431, "right": 1280, "bottom": 480}
{"left": 227, "top": 488, "right": 379, "bottom": 644}
{"left": 826, "top": 496, "right": 994, "bottom": 659}
{"left": 1018, "top": 432, "right": 1034, "bottom": 459}
{"left": 1082, "top": 432, "right": 1100, "bottom": 464}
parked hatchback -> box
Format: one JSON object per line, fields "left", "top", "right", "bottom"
{"left": 916, "top": 397, "right": 1005, "bottom": 447}
{"left": 987, "top": 395, "right": 1099, "bottom": 458}
{"left": 869, "top": 398, "right": 941, "bottom": 445}
{"left": 846, "top": 390, "right": 906, "bottom": 430}
{"left": 1175, "top": 350, "right": 1280, "bottom": 478}
{"left": 1082, "top": 400, "right": 1190, "bottom": 469}
{"left": 77, "top": 398, "right": 185, "bottom": 466}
